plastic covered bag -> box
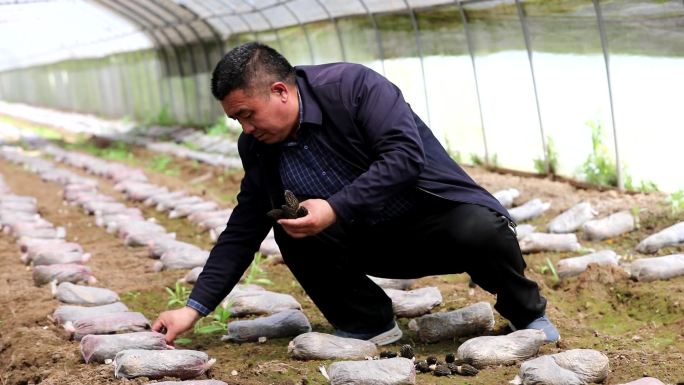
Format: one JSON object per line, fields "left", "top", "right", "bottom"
{"left": 408, "top": 301, "right": 495, "bottom": 343}
{"left": 52, "top": 281, "right": 119, "bottom": 305}
{"left": 222, "top": 309, "right": 311, "bottom": 343}
{"left": 556, "top": 250, "right": 621, "bottom": 279}
{"left": 384, "top": 287, "right": 442, "bottom": 318}
{"left": 635, "top": 221, "right": 684, "bottom": 254}
{"left": 509, "top": 199, "right": 550, "bottom": 223}
{"left": 288, "top": 332, "right": 377, "bottom": 360}
{"left": 516, "top": 224, "right": 536, "bottom": 240}
{"left": 327, "top": 357, "right": 416, "bottom": 385}
{"left": 511, "top": 349, "right": 609, "bottom": 385}
{"left": 617, "top": 378, "right": 666, "bottom": 385}
{"left": 368, "top": 276, "right": 415, "bottom": 290}
{"left": 582, "top": 210, "right": 635, "bottom": 240}
{"left": 493, "top": 188, "right": 520, "bottom": 209}
{"left": 144, "top": 381, "right": 228, "bottom": 385}
{"left": 65, "top": 311, "right": 150, "bottom": 340}
{"left": 31, "top": 249, "right": 90, "bottom": 266}
{"left": 179, "top": 266, "right": 203, "bottom": 284}
{"left": 153, "top": 248, "right": 209, "bottom": 272}
{"left": 114, "top": 349, "right": 215, "bottom": 379}
{"left": 52, "top": 302, "right": 129, "bottom": 326}
{"left": 547, "top": 202, "right": 597, "bottom": 233}
{"left": 519, "top": 233, "right": 581, "bottom": 253}
{"left": 32, "top": 263, "right": 95, "bottom": 286}
{"left": 225, "top": 289, "right": 301, "bottom": 317}
{"left": 629, "top": 254, "right": 684, "bottom": 282}
{"left": 456, "top": 329, "right": 547, "bottom": 368}
{"left": 80, "top": 331, "right": 170, "bottom": 363}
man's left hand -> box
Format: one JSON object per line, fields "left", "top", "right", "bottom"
{"left": 278, "top": 199, "right": 336, "bottom": 238}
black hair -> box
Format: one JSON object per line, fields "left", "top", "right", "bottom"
{"left": 210, "top": 41, "right": 295, "bottom": 101}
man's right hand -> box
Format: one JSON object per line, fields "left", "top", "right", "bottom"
{"left": 152, "top": 306, "right": 202, "bottom": 344}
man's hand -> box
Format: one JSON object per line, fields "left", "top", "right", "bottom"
{"left": 278, "top": 198, "right": 336, "bottom": 238}
{"left": 152, "top": 306, "right": 202, "bottom": 344}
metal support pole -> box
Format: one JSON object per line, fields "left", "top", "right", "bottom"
{"left": 593, "top": 0, "right": 623, "bottom": 190}
{"left": 456, "top": 0, "right": 489, "bottom": 165}
{"left": 515, "top": 0, "right": 548, "bottom": 173}
{"left": 403, "top": 0, "right": 431, "bottom": 126}
{"left": 358, "top": 0, "right": 387, "bottom": 76}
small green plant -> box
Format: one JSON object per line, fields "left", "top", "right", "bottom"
{"left": 624, "top": 176, "right": 658, "bottom": 193}
{"left": 469, "top": 153, "right": 484, "bottom": 166}
{"left": 165, "top": 282, "right": 190, "bottom": 308}
{"left": 148, "top": 154, "right": 179, "bottom": 176}
{"left": 243, "top": 252, "right": 274, "bottom": 286}
{"left": 194, "top": 305, "right": 232, "bottom": 334}
{"left": 578, "top": 119, "right": 618, "bottom": 187}
{"left": 533, "top": 136, "right": 559, "bottom": 175}
{"left": 665, "top": 190, "right": 684, "bottom": 216}
{"left": 630, "top": 206, "right": 641, "bottom": 230}
{"left": 155, "top": 106, "right": 176, "bottom": 127}
{"left": 174, "top": 337, "right": 193, "bottom": 345}
{"left": 539, "top": 257, "right": 560, "bottom": 283}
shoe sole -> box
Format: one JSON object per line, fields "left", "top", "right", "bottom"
{"left": 368, "top": 324, "right": 403, "bottom": 346}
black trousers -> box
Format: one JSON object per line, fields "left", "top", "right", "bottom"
{"left": 274, "top": 195, "right": 547, "bottom": 335}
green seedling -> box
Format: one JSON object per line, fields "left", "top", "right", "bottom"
{"left": 534, "top": 136, "right": 558, "bottom": 175}
{"left": 539, "top": 257, "right": 560, "bottom": 283}
{"left": 174, "top": 337, "right": 192, "bottom": 345}
{"left": 194, "top": 304, "right": 232, "bottom": 334}
{"left": 665, "top": 190, "right": 684, "bottom": 216}
{"left": 165, "top": 282, "right": 190, "bottom": 308}
{"left": 243, "top": 252, "right": 274, "bottom": 286}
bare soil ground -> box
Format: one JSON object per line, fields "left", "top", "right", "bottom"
{"left": 0, "top": 135, "right": 682, "bottom": 385}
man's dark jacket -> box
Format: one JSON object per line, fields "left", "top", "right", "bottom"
{"left": 190, "top": 63, "right": 510, "bottom": 311}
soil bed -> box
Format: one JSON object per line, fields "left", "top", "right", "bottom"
{"left": 0, "top": 137, "right": 683, "bottom": 385}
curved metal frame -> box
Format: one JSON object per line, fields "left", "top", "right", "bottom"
{"left": 515, "top": 0, "right": 548, "bottom": 173}
{"left": 402, "top": 0, "right": 431, "bottom": 126}
{"left": 281, "top": 2, "right": 316, "bottom": 63}
{"left": 357, "top": 0, "right": 387, "bottom": 76}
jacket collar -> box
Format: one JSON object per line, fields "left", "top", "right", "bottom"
{"left": 296, "top": 76, "right": 323, "bottom": 126}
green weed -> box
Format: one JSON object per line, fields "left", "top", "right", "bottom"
{"left": 533, "top": 136, "right": 558, "bottom": 175}
{"left": 539, "top": 257, "right": 560, "bottom": 283}
{"left": 444, "top": 136, "right": 462, "bottom": 163}
{"left": 577, "top": 119, "right": 618, "bottom": 187}
{"left": 148, "top": 154, "right": 179, "bottom": 176}
{"left": 243, "top": 252, "right": 274, "bottom": 286}
{"left": 665, "top": 190, "right": 684, "bottom": 216}
{"left": 194, "top": 305, "right": 232, "bottom": 334}
{"left": 165, "top": 282, "right": 190, "bottom": 309}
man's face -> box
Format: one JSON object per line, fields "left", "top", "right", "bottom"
{"left": 221, "top": 83, "right": 297, "bottom": 145}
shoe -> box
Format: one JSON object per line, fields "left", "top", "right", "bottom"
{"left": 334, "top": 321, "right": 403, "bottom": 346}
{"left": 510, "top": 314, "right": 560, "bottom": 343}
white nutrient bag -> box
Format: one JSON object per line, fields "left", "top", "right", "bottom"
{"left": 512, "top": 349, "right": 609, "bottom": 385}
{"left": 287, "top": 332, "right": 377, "bottom": 360}
{"left": 635, "top": 221, "right": 684, "bottom": 254}
{"left": 493, "top": 188, "right": 520, "bottom": 208}
{"left": 222, "top": 309, "right": 311, "bottom": 343}
{"left": 226, "top": 290, "right": 301, "bottom": 317}
{"left": 408, "top": 301, "right": 494, "bottom": 343}
{"left": 31, "top": 249, "right": 90, "bottom": 266}
{"left": 629, "top": 254, "right": 684, "bottom": 282}
{"left": 327, "top": 357, "right": 416, "bottom": 385}
{"left": 516, "top": 224, "right": 536, "bottom": 240}
{"left": 456, "top": 329, "right": 547, "bottom": 368}
{"left": 80, "top": 331, "right": 170, "bottom": 363}
{"left": 556, "top": 250, "right": 621, "bottom": 279}
{"left": 582, "top": 210, "right": 635, "bottom": 241}
{"left": 547, "top": 202, "right": 597, "bottom": 233}
{"left": 65, "top": 311, "right": 150, "bottom": 341}
{"left": 153, "top": 248, "right": 209, "bottom": 272}
{"left": 617, "top": 378, "right": 666, "bottom": 385}
{"left": 52, "top": 281, "right": 119, "bottom": 306}
{"left": 52, "top": 302, "right": 129, "bottom": 326}
{"left": 368, "top": 276, "right": 415, "bottom": 290}
{"left": 519, "top": 233, "right": 581, "bottom": 253}
{"left": 114, "top": 349, "right": 215, "bottom": 380}
{"left": 32, "top": 263, "right": 95, "bottom": 286}
{"left": 384, "top": 287, "right": 442, "bottom": 318}
{"left": 179, "top": 266, "right": 203, "bottom": 284}
{"left": 509, "top": 198, "right": 551, "bottom": 223}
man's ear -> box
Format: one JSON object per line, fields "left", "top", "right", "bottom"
{"left": 271, "top": 82, "right": 289, "bottom": 101}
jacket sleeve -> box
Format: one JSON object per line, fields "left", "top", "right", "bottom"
{"left": 188, "top": 137, "right": 273, "bottom": 313}
{"left": 326, "top": 66, "right": 425, "bottom": 223}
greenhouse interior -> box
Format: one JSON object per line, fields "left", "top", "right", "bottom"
{"left": 0, "top": 0, "right": 683, "bottom": 384}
